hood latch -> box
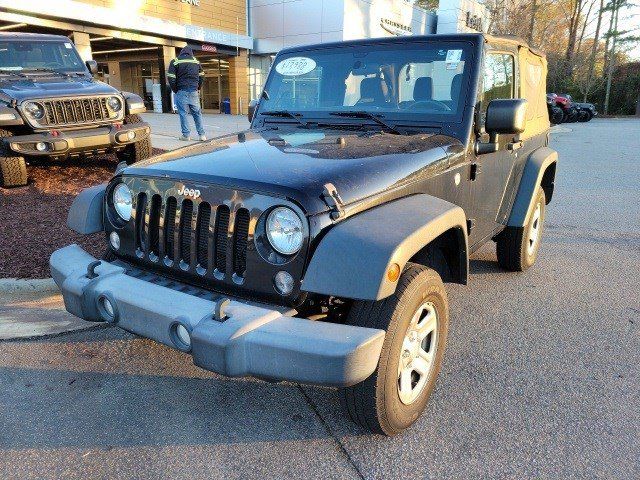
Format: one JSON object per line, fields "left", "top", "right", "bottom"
{"left": 321, "top": 183, "right": 345, "bottom": 220}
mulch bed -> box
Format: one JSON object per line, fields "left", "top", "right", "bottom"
{"left": 0, "top": 150, "right": 164, "bottom": 279}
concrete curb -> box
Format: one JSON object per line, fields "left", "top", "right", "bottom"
{"left": 0, "top": 278, "right": 57, "bottom": 294}
{"left": 0, "top": 277, "right": 100, "bottom": 340}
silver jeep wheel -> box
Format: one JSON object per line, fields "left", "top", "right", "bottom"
{"left": 526, "top": 202, "right": 542, "bottom": 256}
{"left": 397, "top": 301, "right": 439, "bottom": 405}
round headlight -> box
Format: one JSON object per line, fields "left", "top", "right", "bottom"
{"left": 24, "top": 102, "right": 44, "bottom": 120}
{"left": 266, "top": 207, "right": 303, "bottom": 255}
{"left": 107, "top": 96, "right": 123, "bottom": 112}
{"left": 112, "top": 183, "right": 133, "bottom": 221}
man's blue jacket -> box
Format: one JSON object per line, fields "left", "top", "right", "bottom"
{"left": 167, "top": 47, "right": 204, "bottom": 93}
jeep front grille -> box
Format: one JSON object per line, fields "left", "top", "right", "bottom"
{"left": 133, "top": 194, "right": 250, "bottom": 282}
{"left": 22, "top": 96, "right": 122, "bottom": 129}
{"left": 116, "top": 177, "right": 309, "bottom": 304}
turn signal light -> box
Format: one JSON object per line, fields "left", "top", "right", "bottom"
{"left": 387, "top": 263, "right": 401, "bottom": 282}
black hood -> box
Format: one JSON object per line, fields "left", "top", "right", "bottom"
{"left": 123, "top": 127, "right": 458, "bottom": 215}
{"left": 0, "top": 75, "right": 117, "bottom": 103}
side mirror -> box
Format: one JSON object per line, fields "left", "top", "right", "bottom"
{"left": 248, "top": 99, "right": 258, "bottom": 123}
{"left": 476, "top": 99, "right": 528, "bottom": 155}
{"left": 86, "top": 60, "right": 98, "bottom": 75}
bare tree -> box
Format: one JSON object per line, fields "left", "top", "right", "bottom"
{"left": 565, "top": 0, "right": 587, "bottom": 73}
{"left": 604, "top": 0, "right": 621, "bottom": 114}
{"left": 583, "top": 0, "right": 606, "bottom": 101}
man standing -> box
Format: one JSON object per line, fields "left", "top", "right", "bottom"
{"left": 167, "top": 46, "right": 207, "bottom": 141}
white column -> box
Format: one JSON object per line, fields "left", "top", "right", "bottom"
{"left": 72, "top": 31, "right": 92, "bottom": 61}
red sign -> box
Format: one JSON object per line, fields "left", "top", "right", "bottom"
{"left": 201, "top": 44, "right": 217, "bottom": 53}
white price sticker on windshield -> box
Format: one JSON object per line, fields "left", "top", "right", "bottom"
{"left": 275, "top": 57, "right": 316, "bottom": 76}
{"left": 64, "top": 42, "right": 73, "bottom": 49}
{"left": 446, "top": 49, "right": 462, "bottom": 63}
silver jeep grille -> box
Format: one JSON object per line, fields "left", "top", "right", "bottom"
{"left": 22, "top": 96, "right": 123, "bottom": 129}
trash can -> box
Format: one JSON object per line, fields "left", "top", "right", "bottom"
{"left": 221, "top": 97, "right": 231, "bottom": 115}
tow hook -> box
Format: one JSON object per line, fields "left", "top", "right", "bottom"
{"left": 86, "top": 260, "right": 101, "bottom": 279}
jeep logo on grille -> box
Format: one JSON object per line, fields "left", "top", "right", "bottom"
{"left": 177, "top": 185, "right": 201, "bottom": 199}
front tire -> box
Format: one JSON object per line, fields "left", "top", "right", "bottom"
{"left": 496, "top": 187, "right": 546, "bottom": 271}
{"left": 578, "top": 110, "right": 592, "bottom": 122}
{"left": 340, "top": 263, "right": 449, "bottom": 436}
{"left": 551, "top": 107, "right": 564, "bottom": 125}
{"left": 0, "top": 128, "right": 27, "bottom": 188}
{"left": 116, "top": 114, "right": 152, "bottom": 165}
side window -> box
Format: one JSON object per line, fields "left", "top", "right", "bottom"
{"left": 481, "top": 53, "right": 514, "bottom": 122}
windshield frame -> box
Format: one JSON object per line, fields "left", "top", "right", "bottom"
{"left": 256, "top": 38, "right": 478, "bottom": 128}
{"left": 0, "top": 39, "right": 87, "bottom": 74}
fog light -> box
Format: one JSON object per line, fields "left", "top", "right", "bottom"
{"left": 97, "top": 295, "right": 117, "bottom": 323}
{"left": 274, "top": 271, "right": 294, "bottom": 296}
{"left": 127, "top": 130, "right": 136, "bottom": 140}
{"left": 35, "top": 142, "right": 47, "bottom": 152}
{"left": 172, "top": 323, "right": 191, "bottom": 350}
{"left": 109, "top": 231, "right": 120, "bottom": 250}
{"left": 102, "top": 297, "right": 114, "bottom": 318}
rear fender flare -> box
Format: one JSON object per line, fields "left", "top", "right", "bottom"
{"left": 302, "top": 194, "right": 468, "bottom": 301}
{"left": 508, "top": 147, "right": 558, "bottom": 227}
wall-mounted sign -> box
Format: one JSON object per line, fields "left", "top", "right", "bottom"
{"left": 465, "top": 12, "right": 484, "bottom": 32}
{"left": 380, "top": 18, "right": 413, "bottom": 36}
{"left": 177, "top": 0, "right": 200, "bottom": 6}
{"left": 201, "top": 44, "right": 217, "bottom": 53}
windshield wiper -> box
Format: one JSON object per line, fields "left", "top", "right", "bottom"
{"left": 329, "top": 111, "right": 404, "bottom": 135}
{"left": 22, "top": 68, "right": 70, "bottom": 78}
{"left": 260, "top": 110, "right": 309, "bottom": 128}
{"left": 0, "top": 69, "right": 27, "bottom": 78}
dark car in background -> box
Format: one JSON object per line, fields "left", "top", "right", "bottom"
{"left": 547, "top": 92, "right": 597, "bottom": 124}
{"left": 0, "top": 32, "right": 151, "bottom": 188}
{"left": 559, "top": 93, "right": 597, "bottom": 122}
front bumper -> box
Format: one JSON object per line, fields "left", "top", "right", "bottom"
{"left": 50, "top": 245, "right": 385, "bottom": 387}
{"left": 5, "top": 122, "right": 150, "bottom": 157}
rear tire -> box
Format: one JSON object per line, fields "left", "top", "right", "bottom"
{"left": 340, "top": 263, "right": 449, "bottom": 436}
{"left": 496, "top": 188, "right": 546, "bottom": 271}
{"left": 116, "top": 114, "right": 152, "bottom": 165}
{"left": 0, "top": 128, "right": 27, "bottom": 188}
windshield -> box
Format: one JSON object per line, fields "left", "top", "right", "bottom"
{"left": 260, "top": 41, "right": 472, "bottom": 122}
{"left": 0, "top": 40, "right": 85, "bottom": 73}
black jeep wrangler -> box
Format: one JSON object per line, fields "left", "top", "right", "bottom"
{"left": 0, "top": 32, "right": 151, "bottom": 188}
{"left": 51, "top": 34, "right": 557, "bottom": 436}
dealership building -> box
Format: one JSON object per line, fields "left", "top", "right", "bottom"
{"left": 0, "top": 0, "right": 488, "bottom": 113}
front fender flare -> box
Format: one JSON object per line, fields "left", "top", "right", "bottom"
{"left": 508, "top": 147, "right": 558, "bottom": 227}
{"left": 122, "top": 92, "right": 146, "bottom": 115}
{"left": 67, "top": 184, "right": 106, "bottom": 234}
{"left": 302, "top": 194, "right": 468, "bottom": 301}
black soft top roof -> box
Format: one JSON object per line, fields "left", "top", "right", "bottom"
{"left": 278, "top": 33, "right": 485, "bottom": 54}
{"left": 278, "top": 33, "right": 545, "bottom": 58}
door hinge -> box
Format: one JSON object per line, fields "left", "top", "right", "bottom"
{"left": 321, "top": 183, "right": 345, "bottom": 220}
{"left": 470, "top": 163, "right": 481, "bottom": 181}
{"left": 466, "top": 218, "right": 476, "bottom": 234}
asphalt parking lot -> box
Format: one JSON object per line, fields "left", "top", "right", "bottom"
{"left": 1, "top": 118, "right": 638, "bottom": 480}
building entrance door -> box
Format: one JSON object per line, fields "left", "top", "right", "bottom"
{"left": 196, "top": 55, "right": 230, "bottom": 112}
